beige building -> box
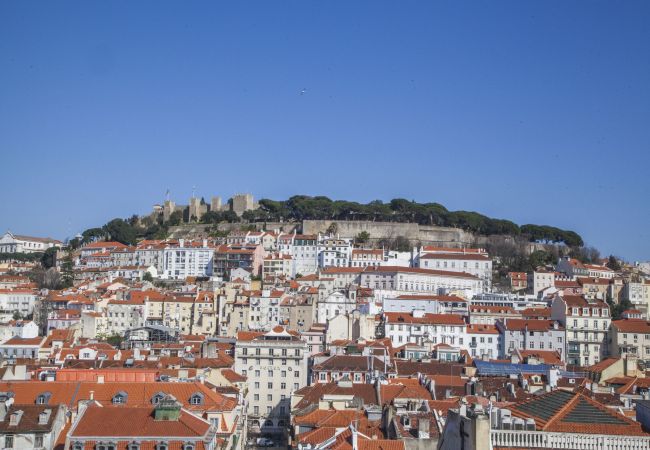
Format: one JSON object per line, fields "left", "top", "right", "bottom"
{"left": 279, "top": 294, "right": 316, "bottom": 332}
{"left": 610, "top": 318, "right": 650, "bottom": 361}
{"left": 234, "top": 327, "right": 308, "bottom": 435}
{"left": 145, "top": 291, "right": 217, "bottom": 335}
{"left": 263, "top": 253, "right": 293, "bottom": 279}
{"left": 326, "top": 311, "right": 377, "bottom": 344}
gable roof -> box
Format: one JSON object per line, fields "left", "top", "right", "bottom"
{"left": 509, "top": 389, "right": 645, "bottom": 435}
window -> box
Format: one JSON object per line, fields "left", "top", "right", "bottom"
{"left": 72, "top": 442, "right": 84, "bottom": 450}
{"left": 112, "top": 392, "right": 128, "bottom": 404}
{"left": 189, "top": 393, "right": 204, "bottom": 405}
{"left": 156, "top": 444, "right": 168, "bottom": 450}
{"left": 294, "top": 371, "right": 300, "bottom": 378}
{"left": 267, "top": 394, "right": 273, "bottom": 401}
{"left": 183, "top": 444, "right": 195, "bottom": 450}
{"left": 35, "top": 434, "right": 44, "bottom": 448}
{"left": 281, "top": 382, "right": 286, "bottom": 389}
{"left": 37, "top": 392, "right": 52, "bottom": 404}
{"left": 5, "top": 435, "right": 13, "bottom": 449}
{"left": 268, "top": 382, "right": 273, "bottom": 389}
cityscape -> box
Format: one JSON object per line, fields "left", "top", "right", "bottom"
{"left": 2, "top": 2, "right": 649, "bottom": 450}
{"left": 1, "top": 191, "right": 650, "bottom": 449}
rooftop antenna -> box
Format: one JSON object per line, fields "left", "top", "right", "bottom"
{"left": 166, "top": 189, "right": 170, "bottom": 202}
{"left": 192, "top": 185, "right": 197, "bottom": 199}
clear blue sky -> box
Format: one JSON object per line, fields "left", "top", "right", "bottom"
{"left": 1, "top": 2, "right": 649, "bottom": 261}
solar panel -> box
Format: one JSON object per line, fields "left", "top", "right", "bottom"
{"left": 474, "top": 360, "right": 553, "bottom": 376}
{"left": 563, "top": 399, "right": 627, "bottom": 425}
{"left": 516, "top": 390, "right": 574, "bottom": 421}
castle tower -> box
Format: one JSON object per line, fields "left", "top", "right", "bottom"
{"left": 211, "top": 196, "right": 222, "bottom": 212}
{"left": 163, "top": 200, "right": 176, "bottom": 222}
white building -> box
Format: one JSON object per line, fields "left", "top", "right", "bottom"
{"left": 417, "top": 252, "right": 492, "bottom": 291}
{"left": 316, "top": 291, "right": 356, "bottom": 324}
{"left": 466, "top": 324, "right": 500, "bottom": 360}
{"left": 234, "top": 327, "right": 308, "bottom": 434}
{"left": 551, "top": 294, "right": 611, "bottom": 367}
{"left": 383, "top": 310, "right": 467, "bottom": 347}
{"left": 496, "top": 319, "right": 566, "bottom": 361}
{"left": 624, "top": 280, "right": 650, "bottom": 312}
{"left": 248, "top": 290, "right": 284, "bottom": 331}
{"left": 161, "top": 239, "right": 214, "bottom": 280}
{"left": 360, "top": 266, "right": 482, "bottom": 300}
{"left": 0, "top": 231, "right": 61, "bottom": 254}
{"left": 317, "top": 237, "right": 352, "bottom": 268}
{"left": 278, "top": 233, "right": 318, "bottom": 276}
{"left": 529, "top": 269, "right": 555, "bottom": 297}
{"left": 0, "top": 289, "right": 37, "bottom": 317}
{"left": 383, "top": 294, "right": 468, "bottom": 315}
{"left": 135, "top": 241, "right": 165, "bottom": 271}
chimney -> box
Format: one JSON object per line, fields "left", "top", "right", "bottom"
{"left": 418, "top": 417, "right": 430, "bottom": 439}
{"left": 89, "top": 390, "right": 94, "bottom": 400}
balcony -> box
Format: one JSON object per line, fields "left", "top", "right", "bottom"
{"left": 491, "top": 429, "right": 650, "bottom": 450}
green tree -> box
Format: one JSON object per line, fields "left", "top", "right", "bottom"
{"left": 143, "top": 272, "right": 154, "bottom": 282}
{"left": 168, "top": 210, "right": 183, "bottom": 226}
{"left": 41, "top": 247, "right": 59, "bottom": 269}
{"left": 356, "top": 231, "right": 370, "bottom": 244}
{"left": 102, "top": 218, "right": 138, "bottom": 245}
{"left": 60, "top": 249, "right": 75, "bottom": 288}
{"left": 606, "top": 255, "right": 622, "bottom": 271}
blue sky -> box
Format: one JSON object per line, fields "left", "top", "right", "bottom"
{"left": 1, "top": 1, "right": 649, "bottom": 260}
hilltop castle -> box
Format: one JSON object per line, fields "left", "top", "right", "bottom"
{"left": 152, "top": 193, "right": 259, "bottom": 223}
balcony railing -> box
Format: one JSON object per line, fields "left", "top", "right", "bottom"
{"left": 491, "top": 429, "right": 650, "bottom": 450}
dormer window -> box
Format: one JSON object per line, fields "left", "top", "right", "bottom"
{"left": 183, "top": 444, "right": 195, "bottom": 450}
{"left": 72, "top": 442, "right": 84, "bottom": 450}
{"left": 128, "top": 443, "right": 140, "bottom": 450}
{"left": 112, "top": 391, "right": 128, "bottom": 404}
{"left": 96, "top": 443, "right": 117, "bottom": 450}
{"left": 36, "top": 392, "right": 52, "bottom": 405}
{"left": 189, "top": 393, "right": 204, "bottom": 405}
{"left": 156, "top": 443, "right": 168, "bottom": 450}
{"left": 151, "top": 392, "right": 166, "bottom": 405}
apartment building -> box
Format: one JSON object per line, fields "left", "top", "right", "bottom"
{"left": 551, "top": 294, "right": 611, "bottom": 366}
{"left": 234, "top": 327, "right": 308, "bottom": 434}
{"left": 161, "top": 239, "right": 214, "bottom": 280}
{"left": 144, "top": 292, "right": 216, "bottom": 335}
{"left": 383, "top": 311, "right": 466, "bottom": 347}
{"left": 317, "top": 237, "right": 352, "bottom": 268}
{"left": 466, "top": 324, "right": 500, "bottom": 360}
{"left": 278, "top": 233, "right": 318, "bottom": 276}
{"left": 360, "top": 266, "right": 482, "bottom": 300}
{"left": 610, "top": 318, "right": 650, "bottom": 361}
{"left": 417, "top": 252, "right": 492, "bottom": 291}
{"left": 496, "top": 319, "right": 566, "bottom": 361}
{"left": 350, "top": 249, "right": 384, "bottom": 268}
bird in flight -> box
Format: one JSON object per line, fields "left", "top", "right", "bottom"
{"left": 300, "top": 88, "right": 307, "bottom": 95}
